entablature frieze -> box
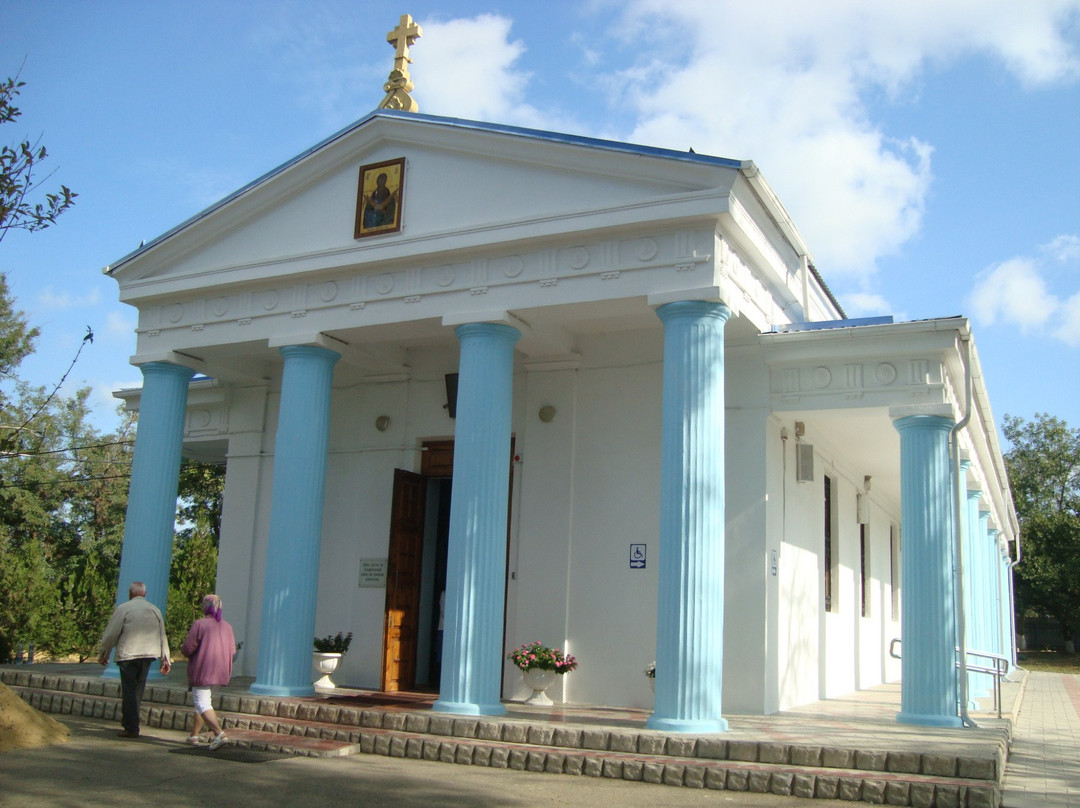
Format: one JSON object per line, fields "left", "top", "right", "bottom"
{"left": 132, "top": 229, "right": 717, "bottom": 351}
{"left": 769, "top": 356, "right": 948, "bottom": 411}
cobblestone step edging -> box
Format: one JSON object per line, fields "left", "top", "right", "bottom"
{"left": 3, "top": 670, "right": 1005, "bottom": 807}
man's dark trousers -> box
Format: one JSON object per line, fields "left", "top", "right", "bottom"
{"left": 117, "top": 658, "right": 154, "bottom": 735}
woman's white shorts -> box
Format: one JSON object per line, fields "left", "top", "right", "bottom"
{"left": 192, "top": 687, "right": 213, "bottom": 714}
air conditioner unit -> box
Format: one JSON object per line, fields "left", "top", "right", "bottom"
{"left": 796, "top": 443, "right": 814, "bottom": 483}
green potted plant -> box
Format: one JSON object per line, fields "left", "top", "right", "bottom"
{"left": 313, "top": 631, "right": 352, "bottom": 688}
{"left": 506, "top": 640, "right": 578, "bottom": 705}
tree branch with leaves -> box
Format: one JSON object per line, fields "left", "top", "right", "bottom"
{"left": 0, "top": 71, "right": 76, "bottom": 245}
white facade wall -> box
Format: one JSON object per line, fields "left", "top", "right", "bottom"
{"left": 214, "top": 322, "right": 905, "bottom": 713}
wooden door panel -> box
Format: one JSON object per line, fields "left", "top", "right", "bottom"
{"left": 382, "top": 469, "right": 425, "bottom": 691}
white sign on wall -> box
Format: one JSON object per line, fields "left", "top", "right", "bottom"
{"left": 359, "top": 558, "right": 388, "bottom": 587}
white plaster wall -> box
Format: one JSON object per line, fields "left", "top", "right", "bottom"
{"left": 214, "top": 385, "right": 269, "bottom": 675}
{"left": 773, "top": 423, "right": 824, "bottom": 710}
{"left": 315, "top": 379, "right": 415, "bottom": 689}
{"left": 214, "top": 327, "right": 903, "bottom": 709}
{"left": 503, "top": 366, "right": 579, "bottom": 703}
{"left": 559, "top": 330, "right": 663, "bottom": 709}
{"left": 822, "top": 466, "right": 859, "bottom": 699}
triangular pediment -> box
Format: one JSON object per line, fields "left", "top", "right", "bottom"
{"left": 106, "top": 112, "right": 745, "bottom": 303}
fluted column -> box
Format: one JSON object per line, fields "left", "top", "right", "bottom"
{"left": 433, "top": 322, "right": 520, "bottom": 716}
{"left": 966, "top": 489, "right": 991, "bottom": 698}
{"left": 647, "top": 300, "right": 731, "bottom": 734}
{"left": 251, "top": 345, "right": 339, "bottom": 697}
{"left": 104, "top": 361, "right": 196, "bottom": 678}
{"left": 894, "top": 415, "right": 963, "bottom": 727}
{"left": 1003, "top": 543, "right": 1018, "bottom": 668}
{"left": 972, "top": 509, "right": 995, "bottom": 696}
{"left": 987, "top": 524, "right": 1003, "bottom": 660}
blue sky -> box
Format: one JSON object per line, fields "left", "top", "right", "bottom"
{"left": 3, "top": 1, "right": 1079, "bottom": 437}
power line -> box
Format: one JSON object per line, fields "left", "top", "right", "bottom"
{"left": 0, "top": 473, "right": 131, "bottom": 490}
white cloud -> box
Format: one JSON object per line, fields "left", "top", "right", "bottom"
{"left": 1044, "top": 234, "right": 1080, "bottom": 263}
{"left": 590, "top": 0, "right": 1080, "bottom": 277}
{"left": 970, "top": 258, "right": 1058, "bottom": 330}
{"left": 411, "top": 15, "right": 535, "bottom": 125}
{"left": 1054, "top": 292, "right": 1080, "bottom": 347}
{"left": 36, "top": 286, "right": 102, "bottom": 309}
{"left": 969, "top": 235, "right": 1080, "bottom": 345}
{"left": 105, "top": 309, "right": 137, "bottom": 343}
{"left": 840, "top": 292, "right": 894, "bottom": 318}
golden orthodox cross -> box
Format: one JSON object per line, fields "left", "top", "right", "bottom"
{"left": 387, "top": 14, "right": 422, "bottom": 71}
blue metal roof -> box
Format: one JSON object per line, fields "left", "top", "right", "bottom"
{"left": 104, "top": 109, "right": 748, "bottom": 274}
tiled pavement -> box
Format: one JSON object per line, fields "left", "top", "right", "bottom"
{"left": 4, "top": 663, "right": 1078, "bottom": 806}
{"left": 1001, "top": 671, "right": 1080, "bottom": 807}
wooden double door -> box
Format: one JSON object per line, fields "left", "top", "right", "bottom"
{"left": 381, "top": 440, "right": 513, "bottom": 693}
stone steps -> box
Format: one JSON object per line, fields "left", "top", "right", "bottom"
{"left": 1, "top": 669, "right": 1002, "bottom": 807}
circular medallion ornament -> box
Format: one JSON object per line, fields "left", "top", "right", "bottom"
{"left": 567, "top": 247, "right": 589, "bottom": 270}
{"left": 636, "top": 239, "right": 658, "bottom": 261}
{"left": 320, "top": 282, "right": 338, "bottom": 302}
{"left": 875, "top": 363, "right": 897, "bottom": 385}
{"left": 261, "top": 290, "right": 279, "bottom": 311}
{"left": 812, "top": 367, "right": 832, "bottom": 388}
{"left": 435, "top": 266, "right": 455, "bottom": 287}
{"left": 167, "top": 304, "right": 184, "bottom": 323}
{"left": 374, "top": 274, "right": 395, "bottom": 295}
{"left": 502, "top": 256, "right": 525, "bottom": 278}
{"left": 209, "top": 298, "right": 228, "bottom": 317}
{"left": 190, "top": 409, "right": 212, "bottom": 429}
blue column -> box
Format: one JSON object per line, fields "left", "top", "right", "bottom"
{"left": 251, "top": 345, "right": 339, "bottom": 697}
{"left": 894, "top": 415, "right": 963, "bottom": 727}
{"left": 975, "top": 509, "right": 995, "bottom": 695}
{"left": 647, "top": 300, "right": 731, "bottom": 734}
{"left": 434, "top": 322, "right": 520, "bottom": 716}
{"left": 105, "top": 361, "right": 195, "bottom": 679}
{"left": 986, "top": 524, "right": 1003, "bottom": 660}
{"left": 966, "top": 488, "right": 991, "bottom": 698}
{"left": 1004, "top": 545, "right": 1018, "bottom": 668}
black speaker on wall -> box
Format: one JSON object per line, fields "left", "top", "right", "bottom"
{"left": 444, "top": 373, "right": 459, "bottom": 418}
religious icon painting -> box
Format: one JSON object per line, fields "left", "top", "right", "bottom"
{"left": 355, "top": 157, "right": 405, "bottom": 239}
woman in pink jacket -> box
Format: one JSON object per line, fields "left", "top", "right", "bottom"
{"left": 181, "top": 594, "right": 235, "bottom": 750}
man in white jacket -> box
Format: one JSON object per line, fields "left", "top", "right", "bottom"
{"left": 98, "top": 581, "right": 171, "bottom": 738}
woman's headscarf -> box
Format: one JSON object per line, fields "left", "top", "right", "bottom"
{"left": 202, "top": 594, "right": 223, "bottom": 622}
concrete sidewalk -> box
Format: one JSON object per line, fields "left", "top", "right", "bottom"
{"left": 1001, "top": 670, "right": 1080, "bottom": 807}
{"left": 3, "top": 663, "right": 1078, "bottom": 806}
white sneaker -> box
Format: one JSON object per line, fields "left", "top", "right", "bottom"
{"left": 208, "top": 732, "right": 227, "bottom": 751}
{"left": 186, "top": 735, "right": 203, "bottom": 745}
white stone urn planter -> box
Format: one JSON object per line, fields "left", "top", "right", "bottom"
{"left": 312, "top": 652, "right": 343, "bottom": 688}
{"left": 522, "top": 668, "right": 558, "bottom": 705}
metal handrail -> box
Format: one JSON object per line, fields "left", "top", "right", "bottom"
{"left": 962, "top": 648, "right": 1010, "bottom": 719}
{"left": 887, "top": 640, "right": 1010, "bottom": 720}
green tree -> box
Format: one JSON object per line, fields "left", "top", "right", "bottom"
{"left": 0, "top": 72, "right": 76, "bottom": 244}
{"left": 0, "top": 384, "right": 133, "bottom": 660}
{"left": 1004, "top": 413, "right": 1080, "bottom": 646}
{"left": 166, "top": 459, "right": 226, "bottom": 650}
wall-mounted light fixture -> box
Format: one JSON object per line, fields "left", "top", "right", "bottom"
{"left": 538, "top": 405, "right": 556, "bottom": 423}
{"left": 375, "top": 415, "right": 391, "bottom": 432}
{"left": 444, "top": 373, "right": 459, "bottom": 418}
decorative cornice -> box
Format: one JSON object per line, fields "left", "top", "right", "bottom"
{"left": 134, "top": 230, "right": 714, "bottom": 348}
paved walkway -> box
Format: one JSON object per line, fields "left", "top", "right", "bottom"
{"left": 1001, "top": 671, "right": 1080, "bottom": 807}
{"left": 5, "top": 663, "right": 1080, "bottom": 806}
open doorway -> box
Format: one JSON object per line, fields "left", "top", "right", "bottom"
{"left": 381, "top": 439, "right": 513, "bottom": 693}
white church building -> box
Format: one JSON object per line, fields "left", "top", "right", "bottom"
{"left": 105, "top": 42, "right": 1017, "bottom": 732}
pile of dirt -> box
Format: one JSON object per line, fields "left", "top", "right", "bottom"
{"left": 0, "top": 682, "right": 70, "bottom": 751}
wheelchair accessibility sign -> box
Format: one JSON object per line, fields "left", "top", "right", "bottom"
{"left": 629, "top": 544, "right": 646, "bottom": 569}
